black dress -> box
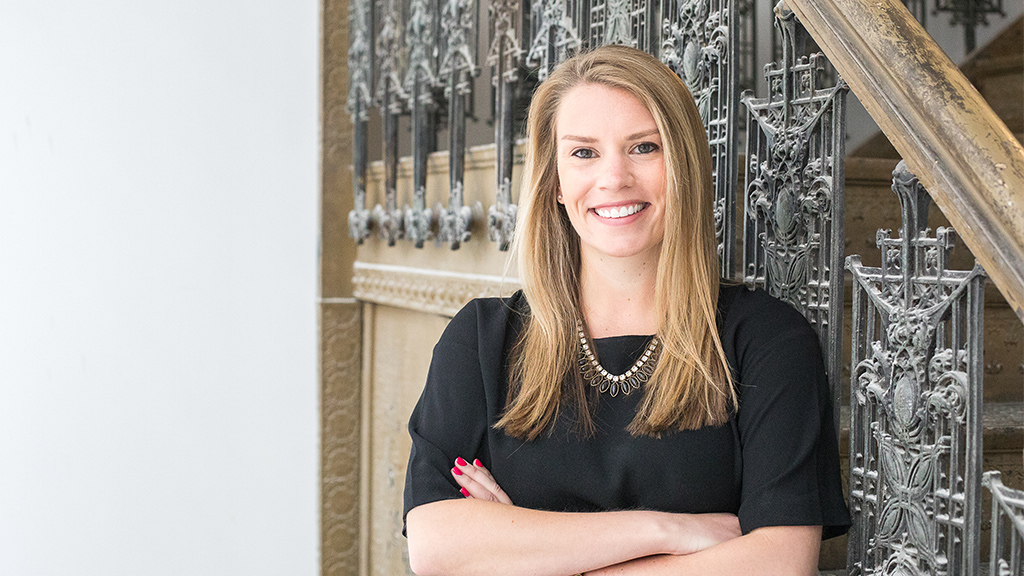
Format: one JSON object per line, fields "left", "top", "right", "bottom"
{"left": 404, "top": 284, "right": 851, "bottom": 538}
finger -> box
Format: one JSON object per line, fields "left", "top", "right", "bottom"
{"left": 472, "top": 459, "right": 498, "bottom": 484}
{"left": 462, "top": 463, "right": 513, "bottom": 505}
{"left": 451, "top": 467, "right": 498, "bottom": 501}
{"left": 454, "top": 458, "right": 513, "bottom": 505}
{"left": 468, "top": 461, "right": 513, "bottom": 504}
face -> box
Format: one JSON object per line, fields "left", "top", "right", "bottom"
{"left": 555, "top": 83, "right": 666, "bottom": 264}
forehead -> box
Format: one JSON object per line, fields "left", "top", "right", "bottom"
{"left": 554, "top": 83, "right": 659, "bottom": 138}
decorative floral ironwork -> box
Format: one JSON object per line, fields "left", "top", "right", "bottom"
{"left": 526, "top": 0, "right": 582, "bottom": 80}
{"left": 934, "top": 0, "right": 1004, "bottom": 52}
{"left": 661, "top": 0, "right": 737, "bottom": 276}
{"left": 486, "top": 0, "right": 524, "bottom": 250}
{"left": 741, "top": 7, "right": 847, "bottom": 415}
{"left": 347, "top": 0, "right": 374, "bottom": 243}
{"left": 983, "top": 471, "right": 1024, "bottom": 576}
{"left": 403, "top": 0, "right": 440, "bottom": 248}
{"left": 846, "top": 161, "right": 986, "bottom": 576}
{"left": 589, "top": 0, "right": 652, "bottom": 49}
{"left": 438, "top": 0, "right": 480, "bottom": 249}
{"left": 439, "top": 181, "right": 474, "bottom": 248}
{"left": 373, "top": 0, "right": 408, "bottom": 246}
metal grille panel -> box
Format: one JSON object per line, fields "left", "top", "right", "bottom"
{"left": 741, "top": 8, "right": 847, "bottom": 412}
{"left": 661, "top": 0, "right": 738, "bottom": 277}
{"left": 984, "top": 471, "right": 1024, "bottom": 576}
{"left": 846, "top": 161, "right": 986, "bottom": 576}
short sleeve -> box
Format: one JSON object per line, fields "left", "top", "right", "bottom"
{"left": 402, "top": 298, "right": 508, "bottom": 532}
{"left": 726, "top": 288, "right": 851, "bottom": 539}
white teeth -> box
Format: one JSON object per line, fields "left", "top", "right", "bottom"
{"left": 595, "top": 203, "right": 645, "bottom": 219}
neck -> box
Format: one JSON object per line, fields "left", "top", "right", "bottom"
{"left": 579, "top": 250, "right": 659, "bottom": 338}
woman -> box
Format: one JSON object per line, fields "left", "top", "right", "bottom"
{"left": 404, "top": 45, "right": 850, "bottom": 576}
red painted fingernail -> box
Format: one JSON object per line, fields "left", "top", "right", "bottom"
{"left": 455, "top": 457, "right": 468, "bottom": 466}
{"left": 460, "top": 487, "right": 469, "bottom": 497}
{"left": 473, "top": 459, "right": 482, "bottom": 467}
{"left": 451, "top": 467, "right": 463, "bottom": 476}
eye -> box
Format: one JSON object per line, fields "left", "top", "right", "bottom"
{"left": 570, "top": 148, "right": 597, "bottom": 159}
{"left": 633, "top": 142, "right": 660, "bottom": 154}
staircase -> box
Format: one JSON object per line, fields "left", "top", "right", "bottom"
{"left": 815, "top": 16, "right": 1024, "bottom": 572}
{"left": 330, "top": 1, "right": 1024, "bottom": 574}
{"left": 852, "top": 16, "right": 1023, "bottom": 159}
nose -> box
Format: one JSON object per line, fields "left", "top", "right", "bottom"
{"left": 595, "top": 151, "right": 634, "bottom": 191}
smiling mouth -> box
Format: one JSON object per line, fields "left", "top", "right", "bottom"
{"left": 593, "top": 203, "right": 649, "bottom": 219}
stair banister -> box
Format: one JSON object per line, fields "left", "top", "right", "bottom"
{"left": 781, "top": 0, "right": 1024, "bottom": 322}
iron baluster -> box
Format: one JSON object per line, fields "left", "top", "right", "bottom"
{"left": 589, "top": 0, "right": 650, "bottom": 49}
{"left": 438, "top": 0, "right": 480, "bottom": 249}
{"left": 373, "top": 0, "right": 408, "bottom": 246}
{"left": 741, "top": 6, "right": 847, "bottom": 417}
{"left": 486, "top": 0, "right": 524, "bottom": 251}
{"left": 661, "top": 0, "right": 739, "bottom": 279}
{"left": 935, "top": 0, "right": 1005, "bottom": 52}
{"left": 733, "top": 0, "right": 757, "bottom": 94}
{"left": 983, "top": 471, "right": 1024, "bottom": 576}
{"left": 348, "top": 0, "right": 375, "bottom": 243}
{"left": 403, "top": 0, "right": 440, "bottom": 248}
{"left": 527, "top": 0, "right": 583, "bottom": 80}
{"left": 902, "top": 0, "right": 927, "bottom": 27}
{"left": 845, "top": 161, "right": 986, "bottom": 576}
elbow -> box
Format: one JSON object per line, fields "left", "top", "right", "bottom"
{"left": 406, "top": 537, "right": 442, "bottom": 576}
{"left": 405, "top": 507, "right": 452, "bottom": 576}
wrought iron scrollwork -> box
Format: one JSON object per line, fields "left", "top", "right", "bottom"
{"left": 588, "top": 0, "right": 656, "bottom": 50}
{"left": 661, "top": 0, "right": 738, "bottom": 277}
{"left": 373, "top": 0, "right": 408, "bottom": 246}
{"left": 347, "top": 0, "right": 375, "bottom": 244}
{"left": 983, "top": 471, "right": 1024, "bottom": 576}
{"left": 934, "top": 0, "right": 1004, "bottom": 52}
{"left": 486, "top": 0, "right": 524, "bottom": 250}
{"left": 403, "top": 0, "right": 441, "bottom": 248}
{"left": 526, "top": 0, "right": 583, "bottom": 80}
{"left": 741, "top": 7, "right": 847, "bottom": 409}
{"left": 437, "top": 0, "right": 480, "bottom": 249}
{"left": 846, "top": 160, "right": 986, "bottom": 576}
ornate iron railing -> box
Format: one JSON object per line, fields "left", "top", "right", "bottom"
{"left": 846, "top": 161, "right": 986, "bottom": 576}
{"left": 984, "top": 471, "right": 1024, "bottom": 576}
{"left": 660, "top": 0, "right": 738, "bottom": 275}
{"left": 344, "top": 0, "right": 1023, "bottom": 571}
{"left": 741, "top": 7, "right": 846, "bottom": 421}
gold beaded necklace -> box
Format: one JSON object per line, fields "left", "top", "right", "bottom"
{"left": 576, "top": 324, "right": 661, "bottom": 397}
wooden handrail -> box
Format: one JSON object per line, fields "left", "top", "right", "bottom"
{"left": 783, "top": 0, "right": 1024, "bottom": 322}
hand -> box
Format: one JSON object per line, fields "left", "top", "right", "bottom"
{"left": 670, "top": 512, "right": 742, "bottom": 555}
{"left": 450, "top": 457, "right": 514, "bottom": 505}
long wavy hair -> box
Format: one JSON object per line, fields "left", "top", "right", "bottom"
{"left": 496, "top": 45, "right": 736, "bottom": 440}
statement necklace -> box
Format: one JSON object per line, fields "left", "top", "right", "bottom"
{"left": 577, "top": 324, "right": 661, "bottom": 397}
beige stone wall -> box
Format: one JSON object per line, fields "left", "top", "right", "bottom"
{"left": 353, "top": 139, "right": 519, "bottom": 574}
{"left": 320, "top": 0, "right": 362, "bottom": 574}
{"left": 365, "top": 305, "right": 448, "bottom": 576}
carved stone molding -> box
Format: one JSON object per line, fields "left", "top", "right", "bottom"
{"left": 321, "top": 302, "right": 362, "bottom": 576}
{"left": 353, "top": 262, "right": 520, "bottom": 316}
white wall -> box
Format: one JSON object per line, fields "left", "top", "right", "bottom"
{"left": 0, "top": 2, "right": 319, "bottom": 575}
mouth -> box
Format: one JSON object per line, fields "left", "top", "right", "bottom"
{"left": 592, "top": 202, "right": 649, "bottom": 219}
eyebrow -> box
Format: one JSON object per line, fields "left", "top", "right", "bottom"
{"left": 560, "top": 128, "right": 660, "bottom": 143}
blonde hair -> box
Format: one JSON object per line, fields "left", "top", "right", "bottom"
{"left": 496, "top": 45, "right": 737, "bottom": 439}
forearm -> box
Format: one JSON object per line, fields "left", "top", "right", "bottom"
{"left": 586, "top": 526, "right": 822, "bottom": 576}
{"left": 406, "top": 499, "right": 675, "bottom": 576}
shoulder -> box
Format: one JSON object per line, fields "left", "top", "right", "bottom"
{"left": 720, "top": 283, "right": 816, "bottom": 338}
{"left": 718, "top": 283, "right": 822, "bottom": 370}
{"left": 439, "top": 290, "right": 528, "bottom": 351}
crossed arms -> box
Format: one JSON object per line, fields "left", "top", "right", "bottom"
{"left": 406, "top": 457, "right": 822, "bottom": 576}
